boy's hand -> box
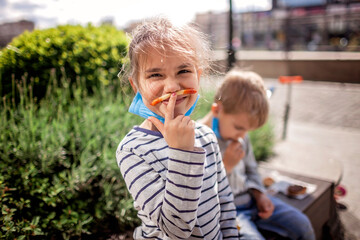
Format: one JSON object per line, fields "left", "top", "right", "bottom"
{"left": 223, "top": 141, "right": 245, "bottom": 173}
{"left": 148, "top": 92, "right": 195, "bottom": 151}
{"left": 251, "top": 189, "right": 274, "bottom": 219}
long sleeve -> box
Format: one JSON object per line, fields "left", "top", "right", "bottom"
{"left": 116, "top": 124, "right": 238, "bottom": 239}
{"left": 118, "top": 146, "right": 205, "bottom": 239}
{"left": 243, "top": 135, "right": 266, "bottom": 193}
{"left": 214, "top": 143, "right": 241, "bottom": 239}
{"left": 220, "top": 134, "right": 265, "bottom": 203}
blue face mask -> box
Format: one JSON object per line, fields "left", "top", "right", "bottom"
{"left": 128, "top": 92, "right": 200, "bottom": 123}
{"left": 212, "top": 117, "right": 221, "bottom": 139}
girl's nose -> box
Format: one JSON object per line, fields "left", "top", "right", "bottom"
{"left": 163, "top": 77, "right": 180, "bottom": 93}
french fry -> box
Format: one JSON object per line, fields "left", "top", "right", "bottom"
{"left": 236, "top": 218, "right": 241, "bottom": 231}
{"left": 150, "top": 89, "right": 197, "bottom": 106}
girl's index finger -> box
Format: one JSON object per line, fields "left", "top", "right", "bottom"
{"left": 165, "top": 92, "right": 177, "bottom": 121}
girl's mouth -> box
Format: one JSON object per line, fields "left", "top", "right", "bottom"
{"left": 150, "top": 89, "right": 197, "bottom": 106}
{"left": 162, "top": 96, "right": 186, "bottom": 105}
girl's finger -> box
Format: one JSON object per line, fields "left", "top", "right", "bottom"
{"left": 181, "top": 116, "right": 191, "bottom": 124}
{"left": 189, "top": 119, "right": 195, "bottom": 128}
{"left": 147, "top": 116, "right": 164, "bottom": 133}
{"left": 165, "top": 92, "right": 176, "bottom": 121}
{"left": 180, "top": 116, "right": 194, "bottom": 129}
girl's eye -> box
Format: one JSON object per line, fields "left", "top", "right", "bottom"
{"left": 178, "top": 69, "right": 191, "bottom": 74}
{"left": 148, "top": 73, "right": 162, "bottom": 78}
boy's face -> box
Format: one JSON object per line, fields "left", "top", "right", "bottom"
{"left": 213, "top": 103, "right": 255, "bottom": 141}
{"left": 133, "top": 47, "right": 201, "bottom": 118}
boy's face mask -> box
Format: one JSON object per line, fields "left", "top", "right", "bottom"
{"left": 129, "top": 92, "right": 200, "bottom": 123}
{"left": 212, "top": 117, "right": 221, "bottom": 139}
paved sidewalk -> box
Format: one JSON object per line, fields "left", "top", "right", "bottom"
{"left": 262, "top": 79, "right": 360, "bottom": 239}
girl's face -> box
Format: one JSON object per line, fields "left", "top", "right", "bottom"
{"left": 134, "top": 47, "right": 202, "bottom": 118}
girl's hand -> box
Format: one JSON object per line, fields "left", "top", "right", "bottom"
{"left": 222, "top": 141, "right": 245, "bottom": 173}
{"left": 148, "top": 93, "right": 195, "bottom": 151}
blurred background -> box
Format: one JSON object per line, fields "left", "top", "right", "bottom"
{"left": 2, "top": 0, "right": 360, "bottom": 52}
{"left": 2, "top": 0, "right": 360, "bottom": 82}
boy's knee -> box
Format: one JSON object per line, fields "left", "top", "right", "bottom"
{"left": 298, "top": 214, "right": 315, "bottom": 240}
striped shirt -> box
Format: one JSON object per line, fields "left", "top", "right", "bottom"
{"left": 116, "top": 122, "right": 240, "bottom": 239}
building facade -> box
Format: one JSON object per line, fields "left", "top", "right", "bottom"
{"left": 0, "top": 20, "right": 35, "bottom": 48}
{"left": 194, "top": 1, "right": 360, "bottom": 51}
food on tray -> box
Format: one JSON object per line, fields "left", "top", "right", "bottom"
{"left": 150, "top": 89, "right": 197, "bottom": 106}
{"left": 287, "top": 184, "right": 307, "bottom": 197}
{"left": 263, "top": 177, "right": 275, "bottom": 187}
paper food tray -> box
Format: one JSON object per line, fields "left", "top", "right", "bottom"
{"left": 265, "top": 171, "right": 317, "bottom": 200}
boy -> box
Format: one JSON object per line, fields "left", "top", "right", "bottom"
{"left": 199, "top": 70, "right": 315, "bottom": 240}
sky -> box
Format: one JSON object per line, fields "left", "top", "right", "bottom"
{"left": 0, "top": 0, "right": 272, "bottom": 29}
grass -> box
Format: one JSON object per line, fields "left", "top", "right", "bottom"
{"left": 0, "top": 74, "right": 141, "bottom": 238}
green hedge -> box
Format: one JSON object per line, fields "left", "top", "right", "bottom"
{"left": 0, "top": 24, "right": 128, "bottom": 101}
{"left": 0, "top": 76, "right": 141, "bottom": 239}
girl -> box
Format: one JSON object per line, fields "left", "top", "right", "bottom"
{"left": 116, "top": 17, "right": 240, "bottom": 239}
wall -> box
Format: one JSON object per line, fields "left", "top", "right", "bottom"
{"left": 0, "top": 20, "right": 35, "bottom": 47}
{"left": 212, "top": 50, "right": 360, "bottom": 83}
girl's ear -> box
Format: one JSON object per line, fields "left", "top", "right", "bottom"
{"left": 197, "top": 68, "right": 203, "bottom": 81}
{"left": 129, "top": 77, "right": 137, "bottom": 93}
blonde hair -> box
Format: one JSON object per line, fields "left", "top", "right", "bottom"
{"left": 215, "top": 69, "right": 269, "bottom": 128}
{"left": 125, "top": 17, "right": 211, "bottom": 87}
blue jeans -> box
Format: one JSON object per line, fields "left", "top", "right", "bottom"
{"left": 237, "top": 195, "right": 315, "bottom": 240}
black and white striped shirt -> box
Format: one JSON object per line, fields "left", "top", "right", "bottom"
{"left": 116, "top": 122, "right": 239, "bottom": 239}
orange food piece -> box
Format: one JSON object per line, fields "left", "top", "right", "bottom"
{"left": 263, "top": 177, "right": 275, "bottom": 187}
{"left": 150, "top": 89, "right": 197, "bottom": 106}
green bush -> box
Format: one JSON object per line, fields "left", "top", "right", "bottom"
{"left": 249, "top": 121, "right": 275, "bottom": 161}
{"left": 0, "top": 24, "right": 128, "bottom": 101}
{"left": 0, "top": 76, "right": 140, "bottom": 239}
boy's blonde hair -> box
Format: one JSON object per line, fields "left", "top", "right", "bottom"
{"left": 215, "top": 70, "right": 269, "bottom": 128}
{"left": 127, "top": 17, "right": 211, "bottom": 87}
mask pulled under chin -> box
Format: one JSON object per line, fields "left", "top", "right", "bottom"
{"left": 128, "top": 92, "right": 200, "bottom": 124}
